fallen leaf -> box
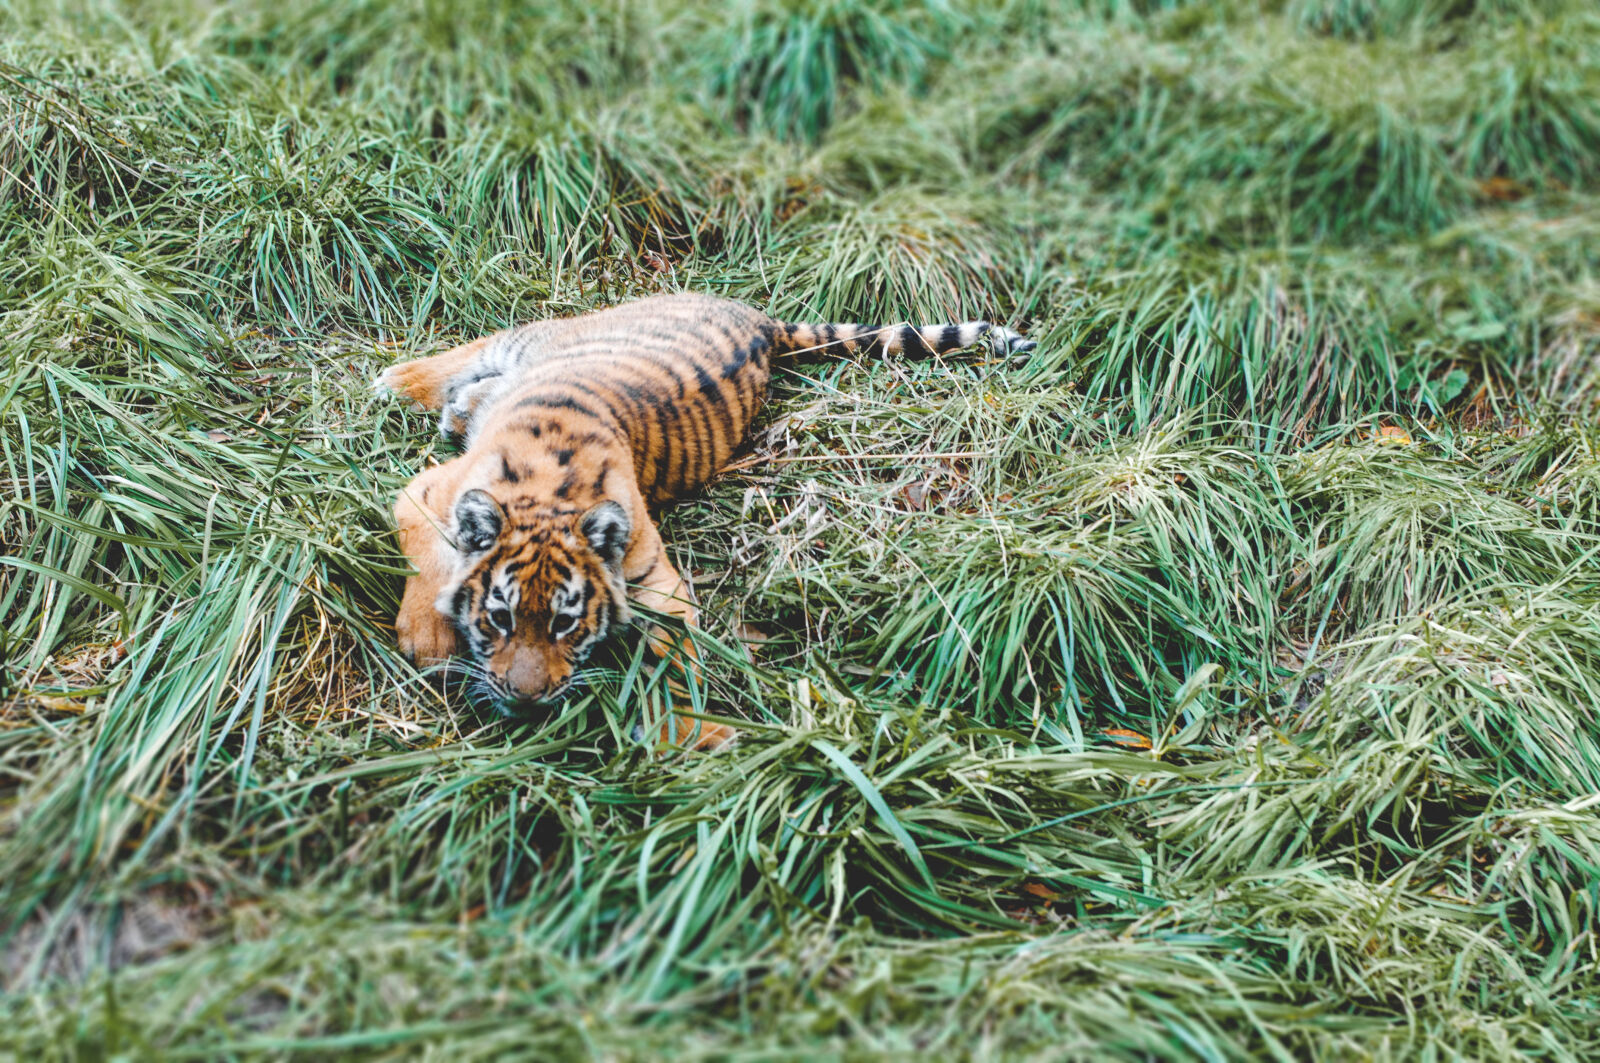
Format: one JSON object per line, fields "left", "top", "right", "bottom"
{"left": 1374, "top": 425, "right": 1412, "bottom": 445}
{"left": 734, "top": 624, "right": 770, "bottom": 663}
{"left": 1102, "top": 728, "right": 1152, "bottom": 750}
{"left": 1478, "top": 176, "right": 1529, "bottom": 202}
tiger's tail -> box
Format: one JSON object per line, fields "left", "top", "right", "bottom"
{"left": 772, "top": 319, "right": 1035, "bottom": 360}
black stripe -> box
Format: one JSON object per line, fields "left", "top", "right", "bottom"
{"left": 614, "top": 377, "right": 662, "bottom": 432}
{"left": 635, "top": 323, "right": 713, "bottom": 358}
{"left": 820, "top": 322, "right": 849, "bottom": 357}
{"left": 774, "top": 321, "right": 797, "bottom": 352}
{"left": 719, "top": 364, "right": 748, "bottom": 429}
{"left": 675, "top": 319, "right": 746, "bottom": 378}
{"left": 561, "top": 380, "right": 632, "bottom": 431}
{"left": 718, "top": 333, "right": 761, "bottom": 384}
{"left": 631, "top": 349, "right": 691, "bottom": 400}
{"left": 751, "top": 324, "right": 774, "bottom": 368}
{"left": 665, "top": 348, "right": 723, "bottom": 486}
{"left": 625, "top": 359, "right": 696, "bottom": 493}
{"left": 901, "top": 325, "right": 933, "bottom": 357}
{"left": 597, "top": 376, "right": 658, "bottom": 461}
{"left": 694, "top": 363, "right": 739, "bottom": 460}
{"left": 681, "top": 368, "right": 721, "bottom": 486}
{"left": 657, "top": 425, "right": 679, "bottom": 497}
{"left": 733, "top": 325, "right": 776, "bottom": 422}
{"left": 720, "top": 346, "right": 755, "bottom": 426}
{"left": 648, "top": 393, "right": 675, "bottom": 498}
{"left": 939, "top": 323, "right": 961, "bottom": 350}
{"left": 514, "top": 394, "right": 603, "bottom": 420}
{"left": 701, "top": 316, "right": 747, "bottom": 356}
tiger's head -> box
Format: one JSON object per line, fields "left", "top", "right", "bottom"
{"left": 436, "top": 488, "right": 633, "bottom": 711}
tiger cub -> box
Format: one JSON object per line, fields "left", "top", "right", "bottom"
{"left": 376, "top": 292, "right": 1033, "bottom": 747}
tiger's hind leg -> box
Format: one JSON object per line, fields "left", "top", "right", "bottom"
{"left": 375, "top": 335, "right": 496, "bottom": 412}
{"left": 624, "top": 530, "right": 736, "bottom": 750}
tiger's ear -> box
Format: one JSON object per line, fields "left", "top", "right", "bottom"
{"left": 454, "top": 489, "right": 503, "bottom": 553}
{"left": 580, "top": 501, "right": 631, "bottom": 569}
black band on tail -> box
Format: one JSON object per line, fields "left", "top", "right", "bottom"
{"left": 774, "top": 318, "right": 1033, "bottom": 359}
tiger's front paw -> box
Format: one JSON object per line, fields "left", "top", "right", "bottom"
{"left": 395, "top": 596, "right": 458, "bottom": 663}
{"left": 631, "top": 710, "right": 738, "bottom": 751}
{"left": 375, "top": 362, "right": 444, "bottom": 411}
{"left": 671, "top": 713, "right": 737, "bottom": 750}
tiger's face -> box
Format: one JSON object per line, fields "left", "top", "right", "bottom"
{"left": 435, "top": 489, "right": 633, "bottom": 711}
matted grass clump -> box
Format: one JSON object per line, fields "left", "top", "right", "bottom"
{"left": 4, "top": 0, "right": 1600, "bottom": 1057}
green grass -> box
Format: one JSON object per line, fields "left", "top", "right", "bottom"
{"left": 3, "top": 0, "right": 1600, "bottom": 1057}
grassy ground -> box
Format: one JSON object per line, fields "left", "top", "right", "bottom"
{"left": 3, "top": 0, "right": 1599, "bottom": 1057}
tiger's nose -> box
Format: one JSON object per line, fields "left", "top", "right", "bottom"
{"left": 494, "top": 645, "right": 553, "bottom": 699}
{"left": 494, "top": 680, "right": 570, "bottom": 718}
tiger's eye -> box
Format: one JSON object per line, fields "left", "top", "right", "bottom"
{"left": 489, "top": 605, "right": 514, "bottom": 636}
{"left": 551, "top": 613, "right": 577, "bottom": 637}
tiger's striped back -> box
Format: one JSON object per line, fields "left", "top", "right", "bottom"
{"left": 462, "top": 293, "right": 1033, "bottom": 504}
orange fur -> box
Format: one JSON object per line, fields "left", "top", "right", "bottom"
{"left": 377, "top": 293, "right": 1032, "bottom": 748}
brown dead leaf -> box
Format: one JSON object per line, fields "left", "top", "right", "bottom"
{"left": 51, "top": 639, "right": 126, "bottom": 684}
{"left": 1101, "top": 728, "right": 1152, "bottom": 750}
{"left": 734, "top": 624, "right": 771, "bottom": 663}
{"left": 1478, "top": 176, "right": 1529, "bottom": 202}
